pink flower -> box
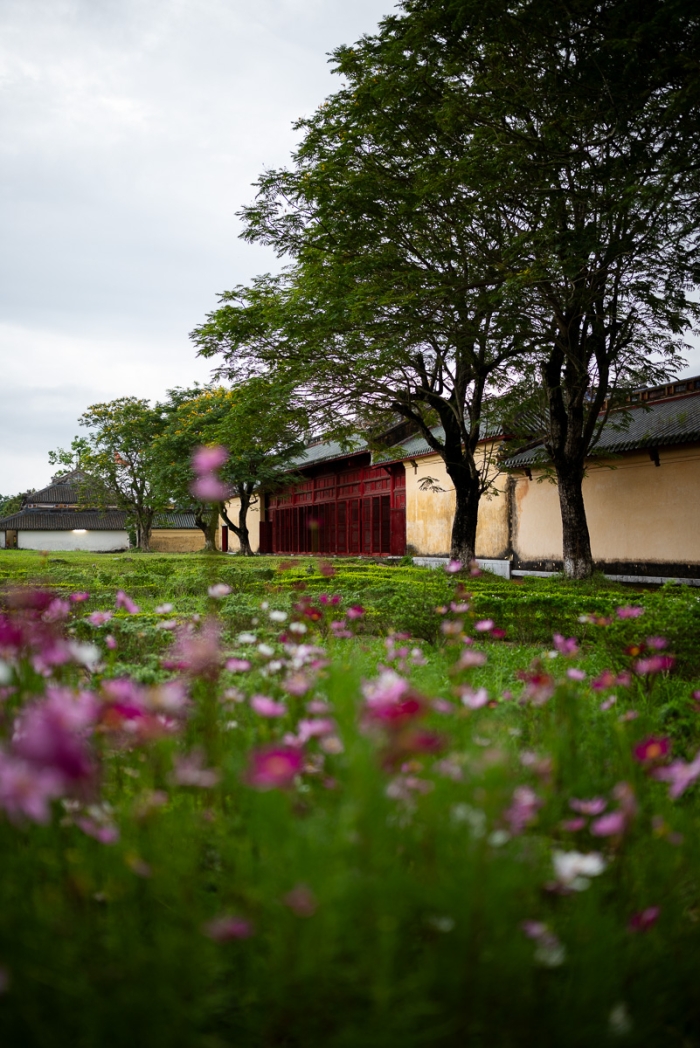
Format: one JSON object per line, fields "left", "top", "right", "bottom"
{"left": 613, "top": 781, "right": 638, "bottom": 820}
{"left": 566, "top": 668, "right": 586, "bottom": 681}
{"left": 88, "top": 611, "right": 113, "bottom": 626}
{"left": 318, "top": 561, "right": 336, "bottom": 578}
{"left": 14, "top": 689, "right": 97, "bottom": 782}
{"left": 226, "top": 658, "right": 251, "bottom": 672}
{"left": 115, "top": 591, "right": 140, "bottom": 615}
{"left": 245, "top": 745, "right": 304, "bottom": 790}
{"left": 432, "top": 698, "right": 455, "bottom": 714}
{"left": 570, "top": 797, "right": 607, "bottom": 815}
{"left": 634, "top": 655, "right": 675, "bottom": 675}
{"left": 599, "top": 696, "right": 617, "bottom": 711}
{"left": 455, "top": 650, "right": 487, "bottom": 671}
{"left": 553, "top": 634, "right": 579, "bottom": 656}
{"left": 283, "top": 884, "right": 318, "bottom": 917}
{"left": 362, "top": 671, "right": 424, "bottom": 726}
{"left": 250, "top": 695, "right": 287, "bottom": 718}
{"left": 192, "top": 445, "right": 229, "bottom": 474}
{"left": 191, "top": 476, "right": 232, "bottom": 502}
{"left": 165, "top": 619, "right": 222, "bottom": 678}
{"left": 503, "top": 786, "right": 541, "bottom": 835}
{"left": 283, "top": 672, "right": 312, "bottom": 696}
{"left": 306, "top": 699, "right": 329, "bottom": 714}
{"left": 591, "top": 810, "right": 627, "bottom": 837}
{"left": 633, "top": 736, "right": 671, "bottom": 764}
{"left": 171, "top": 749, "right": 220, "bottom": 788}
{"left": 652, "top": 751, "right": 700, "bottom": 799}
{"left": 561, "top": 817, "right": 586, "bottom": 832}
{"left": 70, "top": 592, "right": 90, "bottom": 603}
{"left": 628, "top": 907, "right": 660, "bottom": 933}
{"left": 618, "top": 710, "right": 639, "bottom": 722}
{"left": 474, "top": 619, "right": 494, "bottom": 633}
{"left": 458, "top": 686, "right": 489, "bottom": 710}
{"left": 445, "top": 560, "right": 463, "bottom": 574}
{"left": 76, "top": 817, "right": 120, "bottom": 844}
{"left": 616, "top": 606, "right": 644, "bottom": 619}
{"left": 347, "top": 605, "right": 365, "bottom": 620}
{"left": 203, "top": 915, "right": 254, "bottom": 941}
{"left": 42, "top": 599, "right": 70, "bottom": 623}
{"left": 592, "top": 670, "right": 616, "bottom": 691}
{"left": 0, "top": 751, "right": 64, "bottom": 823}
{"left": 296, "top": 718, "right": 335, "bottom": 743}
{"left": 646, "top": 636, "right": 668, "bottom": 650}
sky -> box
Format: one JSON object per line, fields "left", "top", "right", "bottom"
{"left": 1, "top": 0, "right": 698, "bottom": 496}
{"left": 0, "top": 0, "right": 395, "bottom": 493}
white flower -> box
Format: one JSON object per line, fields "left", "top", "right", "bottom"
{"left": 257, "top": 643, "right": 274, "bottom": 657}
{"left": 208, "top": 584, "right": 231, "bottom": 599}
{"left": 289, "top": 622, "right": 307, "bottom": 634}
{"left": 269, "top": 610, "right": 288, "bottom": 622}
{"left": 68, "top": 642, "right": 101, "bottom": 670}
{"left": 0, "top": 660, "right": 11, "bottom": 684}
{"left": 553, "top": 850, "right": 606, "bottom": 890}
{"left": 237, "top": 632, "right": 256, "bottom": 644}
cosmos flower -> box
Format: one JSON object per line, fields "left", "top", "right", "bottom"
{"left": 245, "top": 745, "right": 304, "bottom": 790}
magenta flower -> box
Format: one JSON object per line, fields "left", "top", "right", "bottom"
{"left": 245, "top": 745, "right": 303, "bottom": 790}
{"left": 445, "top": 560, "right": 463, "bottom": 574}
{"left": 88, "top": 611, "right": 113, "bottom": 626}
{"left": 628, "top": 907, "right": 660, "bottom": 933}
{"left": 566, "top": 668, "right": 586, "bottom": 681}
{"left": 42, "top": 599, "right": 71, "bottom": 623}
{"left": 226, "top": 658, "right": 251, "bottom": 673}
{"left": 192, "top": 445, "right": 229, "bottom": 474}
{"left": 115, "top": 591, "right": 140, "bottom": 615}
{"left": 616, "top": 606, "right": 644, "bottom": 619}
{"left": 191, "top": 475, "right": 232, "bottom": 502}
{"left": 165, "top": 619, "right": 222, "bottom": 678}
{"left": 250, "top": 695, "right": 287, "bottom": 718}
{"left": 347, "top": 605, "right": 365, "bottom": 620}
{"left": 14, "top": 689, "right": 98, "bottom": 782}
{"left": 634, "top": 655, "right": 675, "bottom": 675}
{"left": 105, "top": 635, "right": 117, "bottom": 650}
{"left": 646, "top": 636, "right": 668, "bottom": 650}
{"left": 283, "top": 884, "right": 318, "bottom": 917}
{"left": 553, "top": 634, "right": 579, "bottom": 656}
{"left": 504, "top": 786, "right": 541, "bottom": 835}
{"left": 591, "top": 810, "right": 627, "bottom": 837}
{"left": 70, "top": 592, "right": 90, "bottom": 603}
{"left": 0, "top": 751, "right": 64, "bottom": 823}
{"left": 202, "top": 914, "right": 254, "bottom": 941}
{"left": 561, "top": 817, "right": 586, "bottom": 832}
{"left": 570, "top": 797, "right": 607, "bottom": 816}
{"left": 652, "top": 751, "right": 700, "bottom": 798}
{"left": 633, "top": 736, "right": 671, "bottom": 764}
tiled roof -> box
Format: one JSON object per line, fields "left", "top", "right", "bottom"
{"left": 24, "top": 470, "right": 92, "bottom": 506}
{"left": 0, "top": 510, "right": 199, "bottom": 531}
{"left": 0, "top": 510, "right": 129, "bottom": 531}
{"left": 292, "top": 437, "right": 368, "bottom": 468}
{"left": 505, "top": 391, "right": 700, "bottom": 468}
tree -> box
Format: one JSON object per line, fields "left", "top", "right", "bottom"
{"left": 195, "top": 0, "right": 700, "bottom": 575}
{"left": 47, "top": 437, "right": 92, "bottom": 478}
{"left": 153, "top": 381, "right": 306, "bottom": 556}
{"left": 193, "top": 75, "right": 535, "bottom": 564}
{"left": 71, "top": 398, "right": 169, "bottom": 551}
{"left": 0, "top": 491, "right": 32, "bottom": 518}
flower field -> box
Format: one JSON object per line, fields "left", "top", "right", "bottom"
{"left": 0, "top": 550, "right": 699, "bottom": 1046}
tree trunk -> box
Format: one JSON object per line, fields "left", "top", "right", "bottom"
{"left": 195, "top": 509, "right": 220, "bottom": 553}
{"left": 555, "top": 468, "right": 593, "bottom": 579}
{"left": 220, "top": 493, "right": 254, "bottom": 556}
{"left": 447, "top": 467, "right": 481, "bottom": 565}
{"left": 137, "top": 521, "right": 151, "bottom": 552}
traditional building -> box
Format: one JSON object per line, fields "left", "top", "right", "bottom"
{"left": 223, "top": 377, "right": 700, "bottom": 584}
{"left": 0, "top": 470, "right": 206, "bottom": 552}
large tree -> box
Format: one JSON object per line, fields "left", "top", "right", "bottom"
{"left": 192, "top": 42, "right": 535, "bottom": 564}
{"left": 195, "top": 0, "right": 700, "bottom": 576}
{"left": 67, "top": 398, "right": 169, "bottom": 551}
{"left": 153, "top": 381, "right": 306, "bottom": 556}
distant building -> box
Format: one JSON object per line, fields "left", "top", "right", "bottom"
{"left": 0, "top": 470, "right": 206, "bottom": 553}
{"left": 222, "top": 376, "right": 700, "bottom": 584}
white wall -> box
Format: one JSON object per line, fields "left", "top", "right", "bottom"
{"left": 18, "top": 530, "right": 129, "bottom": 552}
{"left": 0, "top": 532, "right": 5, "bottom": 548}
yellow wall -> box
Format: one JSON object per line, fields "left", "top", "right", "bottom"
{"left": 220, "top": 498, "right": 261, "bottom": 553}
{"left": 150, "top": 529, "right": 206, "bottom": 553}
{"left": 512, "top": 444, "right": 700, "bottom": 565}
{"left": 404, "top": 450, "right": 510, "bottom": 558}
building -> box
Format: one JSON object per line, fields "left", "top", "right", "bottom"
{"left": 0, "top": 470, "right": 206, "bottom": 553}
{"left": 223, "top": 377, "right": 700, "bottom": 584}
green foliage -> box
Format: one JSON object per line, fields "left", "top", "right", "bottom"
{"left": 0, "top": 550, "right": 700, "bottom": 1045}
{"left": 0, "top": 491, "right": 29, "bottom": 518}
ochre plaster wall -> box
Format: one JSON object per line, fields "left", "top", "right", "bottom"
{"left": 513, "top": 445, "right": 700, "bottom": 566}
{"left": 404, "top": 452, "right": 510, "bottom": 558}
{"left": 150, "top": 529, "right": 206, "bottom": 553}
{"left": 220, "top": 499, "right": 261, "bottom": 553}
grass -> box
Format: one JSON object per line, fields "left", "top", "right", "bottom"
{"left": 0, "top": 551, "right": 699, "bottom": 1046}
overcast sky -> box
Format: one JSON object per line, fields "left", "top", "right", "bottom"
{"left": 2, "top": 0, "right": 698, "bottom": 496}
{"left": 0, "top": 0, "right": 395, "bottom": 493}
